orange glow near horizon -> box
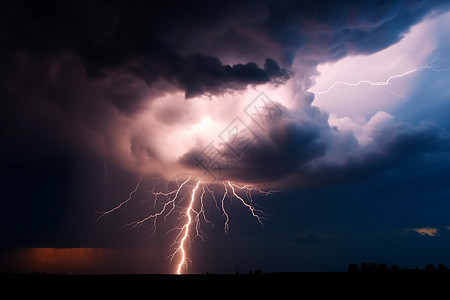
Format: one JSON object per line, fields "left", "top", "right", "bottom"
{"left": 1, "top": 247, "right": 165, "bottom": 275}
{"left": 2, "top": 247, "right": 112, "bottom": 274}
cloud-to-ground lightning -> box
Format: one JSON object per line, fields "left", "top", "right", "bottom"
{"left": 95, "top": 176, "right": 276, "bottom": 274}
{"left": 311, "top": 58, "right": 445, "bottom": 96}
{"left": 174, "top": 180, "right": 200, "bottom": 275}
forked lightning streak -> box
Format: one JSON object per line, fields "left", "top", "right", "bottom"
{"left": 96, "top": 176, "right": 275, "bottom": 274}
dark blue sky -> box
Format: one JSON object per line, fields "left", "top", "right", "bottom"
{"left": 1, "top": 0, "right": 450, "bottom": 274}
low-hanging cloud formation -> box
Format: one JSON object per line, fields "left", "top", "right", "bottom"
{"left": 1, "top": 0, "right": 450, "bottom": 187}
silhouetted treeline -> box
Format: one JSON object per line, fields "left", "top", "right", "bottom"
{"left": 348, "top": 263, "right": 449, "bottom": 272}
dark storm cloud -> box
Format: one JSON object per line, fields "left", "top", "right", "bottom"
{"left": 1, "top": 0, "right": 449, "bottom": 176}
{"left": 180, "top": 100, "right": 450, "bottom": 186}
{"left": 179, "top": 103, "right": 331, "bottom": 182}
{"left": 2, "top": 0, "right": 447, "bottom": 103}
{"left": 265, "top": 0, "right": 450, "bottom": 64}
{"left": 172, "top": 55, "right": 292, "bottom": 98}
{"left": 287, "top": 121, "right": 450, "bottom": 188}
{"left": 0, "top": 0, "right": 290, "bottom": 114}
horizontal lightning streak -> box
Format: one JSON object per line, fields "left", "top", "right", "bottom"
{"left": 312, "top": 58, "right": 443, "bottom": 95}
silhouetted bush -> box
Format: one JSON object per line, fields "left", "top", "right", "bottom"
{"left": 360, "top": 263, "right": 369, "bottom": 272}
{"left": 378, "top": 263, "right": 389, "bottom": 272}
{"left": 438, "top": 264, "right": 448, "bottom": 272}
{"left": 350, "top": 262, "right": 450, "bottom": 272}
{"left": 425, "top": 264, "right": 437, "bottom": 272}
{"left": 348, "top": 264, "right": 360, "bottom": 272}
{"left": 391, "top": 265, "right": 400, "bottom": 272}
{"left": 368, "top": 263, "right": 380, "bottom": 272}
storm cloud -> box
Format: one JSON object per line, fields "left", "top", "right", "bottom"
{"left": 1, "top": 0, "right": 450, "bottom": 185}
{"left": 3, "top": 0, "right": 450, "bottom": 274}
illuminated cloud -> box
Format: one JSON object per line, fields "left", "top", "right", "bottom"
{"left": 411, "top": 227, "right": 439, "bottom": 236}
{"left": 2, "top": 1, "right": 450, "bottom": 189}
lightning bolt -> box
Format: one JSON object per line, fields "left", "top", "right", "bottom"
{"left": 94, "top": 177, "right": 143, "bottom": 223}
{"left": 221, "top": 182, "right": 230, "bottom": 233}
{"left": 123, "top": 176, "right": 192, "bottom": 233}
{"left": 96, "top": 176, "right": 276, "bottom": 274}
{"left": 226, "top": 181, "right": 266, "bottom": 227}
{"left": 174, "top": 180, "right": 200, "bottom": 274}
{"left": 312, "top": 58, "right": 444, "bottom": 96}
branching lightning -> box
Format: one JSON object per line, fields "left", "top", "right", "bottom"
{"left": 312, "top": 58, "right": 444, "bottom": 96}
{"left": 94, "top": 178, "right": 143, "bottom": 223}
{"left": 96, "top": 176, "right": 275, "bottom": 274}
{"left": 226, "top": 181, "right": 267, "bottom": 227}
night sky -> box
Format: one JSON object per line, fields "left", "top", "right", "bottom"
{"left": 2, "top": 0, "right": 450, "bottom": 274}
